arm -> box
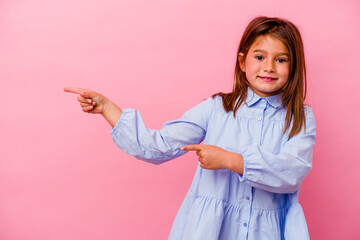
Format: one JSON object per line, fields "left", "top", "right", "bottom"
{"left": 110, "top": 98, "right": 214, "bottom": 164}
{"left": 65, "top": 87, "right": 215, "bottom": 164}
{"left": 182, "top": 109, "right": 316, "bottom": 194}
{"left": 64, "top": 87, "right": 122, "bottom": 127}
{"left": 239, "top": 110, "right": 316, "bottom": 194}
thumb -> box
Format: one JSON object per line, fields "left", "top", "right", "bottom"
{"left": 181, "top": 145, "right": 202, "bottom": 151}
{"left": 81, "top": 90, "right": 98, "bottom": 99}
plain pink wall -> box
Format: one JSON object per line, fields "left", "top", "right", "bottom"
{"left": 1, "top": 0, "right": 359, "bottom": 239}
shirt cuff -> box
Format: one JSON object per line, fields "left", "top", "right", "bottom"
{"left": 110, "top": 109, "right": 134, "bottom": 136}
{"left": 238, "top": 144, "right": 258, "bottom": 182}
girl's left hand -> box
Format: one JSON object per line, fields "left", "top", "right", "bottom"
{"left": 181, "top": 145, "right": 244, "bottom": 174}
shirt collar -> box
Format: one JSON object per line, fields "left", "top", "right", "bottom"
{"left": 245, "top": 87, "right": 282, "bottom": 108}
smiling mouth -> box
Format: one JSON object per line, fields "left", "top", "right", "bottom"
{"left": 258, "top": 76, "right": 278, "bottom": 82}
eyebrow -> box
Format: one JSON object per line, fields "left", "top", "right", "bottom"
{"left": 253, "top": 49, "right": 289, "bottom": 56}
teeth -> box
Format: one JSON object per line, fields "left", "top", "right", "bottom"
{"left": 259, "top": 76, "right": 276, "bottom": 80}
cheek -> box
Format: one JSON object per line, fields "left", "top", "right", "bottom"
{"left": 245, "top": 59, "right": 261, "bottom": 73}
{"left": 278, "top": 64, "right": 290, "bottom": 78}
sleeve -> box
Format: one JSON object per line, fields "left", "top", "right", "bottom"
{"left": 110, "top": 97, "right": 214, "bottom": 165}
{"left": 238, "top": 107, "right": 316, "bottom": 194}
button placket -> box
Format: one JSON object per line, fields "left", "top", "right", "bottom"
{"left": 258, "top": 100, "right": 267, "bottom": 145}
{"left": 240, "top": 185, "right": 252, "bottom": 237}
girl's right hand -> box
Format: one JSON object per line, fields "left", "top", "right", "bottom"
{"left": 64, "top": 87, "right": 122, "bottom": 127}
{"left": 64, "top": 87, "right": 108, "bottom": 114}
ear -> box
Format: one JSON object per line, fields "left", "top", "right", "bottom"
{"left": 238, "top": 52, "right": 246, "bottom": 72}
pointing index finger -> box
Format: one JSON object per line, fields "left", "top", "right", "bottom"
{"left": 181, "top": 145, "right": 202, "bottom": 151}
{"left": 64, "top": 87, "right": 86, "bottom": 95}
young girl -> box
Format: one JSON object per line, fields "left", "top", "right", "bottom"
{"left": 65, "top": 16, "right": 316, "bottom": 240}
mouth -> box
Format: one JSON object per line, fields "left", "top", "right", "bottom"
{"left": 258, "top": 76, "right": 278, "bottom": 82}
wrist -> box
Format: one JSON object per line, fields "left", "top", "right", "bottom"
{"left": 102, "top": 101, "right": 122, "bottom": 127}
{"left": 226, "top": 152, "right": 244, "bottom": 175}
{"left": 101, "top": 99, "right": 112, "bottom": 117}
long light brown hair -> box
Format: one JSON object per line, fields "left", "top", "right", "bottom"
{"left": 214, "top": 16, "right": 307, "bottom": 138}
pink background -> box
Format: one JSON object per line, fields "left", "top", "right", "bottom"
{"left": 1, "top": 0, "right": 359, "bottom": 239}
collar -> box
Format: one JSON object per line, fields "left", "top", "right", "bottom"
{"left": 245, "top": 87, "right": 282, "bottom": 108}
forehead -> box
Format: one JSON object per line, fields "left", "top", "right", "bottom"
{"left": 249, "top": 35, "right": 288, "bottom": 54}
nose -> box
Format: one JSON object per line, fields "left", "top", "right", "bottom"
{"left": 263, "top": 59, "right": 275, "bottom": 73}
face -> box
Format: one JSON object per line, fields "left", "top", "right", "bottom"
{"left": 239, "top": 34, "right": 290, "bottom": 97}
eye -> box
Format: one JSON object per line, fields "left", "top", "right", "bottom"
{"left": 277, "top": 58, "right": 287, "bottom": 63}
{"left": 255, "top": 56, "right": 263, "bottom": 60}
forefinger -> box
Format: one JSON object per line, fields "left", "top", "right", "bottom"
{"left": 181, "top": 145, "right": 202, "bottom": 151}
{"left": 64, "top": 87, "right": 86, "bottom": 95}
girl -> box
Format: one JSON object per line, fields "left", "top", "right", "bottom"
{"left": 65, "top": 16, "right": 316, "bottom": 240}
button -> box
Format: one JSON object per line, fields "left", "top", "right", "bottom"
{"left": 246, "top": 196, "right": 250, "bottom": 200}
{"left": 253, "top": 143, "right": 258, "bottom": 146}
{"left": 261, "top": 99, "right": 265, "bottom": 102}
{"left": 258, "top": 117, "right": 262, "bottom": 121}
{"left": 243, "top": 223, "right": 248, "bottom": 227}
